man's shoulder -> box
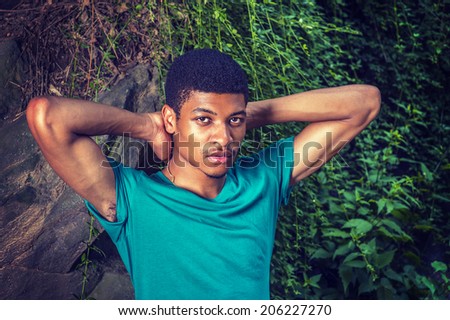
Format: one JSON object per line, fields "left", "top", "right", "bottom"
{"left": 105, "top": 156, "right": 163, "bottom": 187}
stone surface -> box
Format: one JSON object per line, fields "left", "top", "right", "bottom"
{"left": 97, "top": 64, "right": 162, "bottom": 172}
{"left": 90, "top": 272, "right": 135, "bottom": 300}
{"left": 0, "top": 63, "right": 160, "bottom": 299}
{"left": 0, "top": 0, "right": 22, "bottom": 10}
{"left": 0, "top": 116, "right": 96, "bottom": 299}
{"left": 0, "top": 265, "right": 100, "bottom": 300}
{"left": 0, "top": 39, "right": 26, "bottom": 125}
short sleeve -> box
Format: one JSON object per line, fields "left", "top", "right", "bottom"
{"left": 84, "top": 157, "right": 141, "bottom": 270}
{"left": 260, "top": 136, "right": 295, "bottom": 205}
{"left": 237, "top": 136, "right": 295, "bottom": 206}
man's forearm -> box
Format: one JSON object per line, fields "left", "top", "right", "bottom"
{"left": 246, "top": 84, "right": 380, "bottom": 129}
{"left": 29, "top": 96, "right": 152, "bottom": 140}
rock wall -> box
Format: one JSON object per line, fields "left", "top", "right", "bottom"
{"left": 0, "top": 39, "right": 26, "bottom": 125}
{"left": 0, "top": 56, "right": 161, "bottom": 299}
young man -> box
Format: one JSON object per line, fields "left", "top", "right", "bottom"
{"left": 26, "top": 49, "right": 381, "bottom": 299}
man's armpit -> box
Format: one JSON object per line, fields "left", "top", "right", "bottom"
{"left": 101, "top": 201, "right": 117, "bottom": 222}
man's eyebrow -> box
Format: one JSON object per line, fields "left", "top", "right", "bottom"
{"left": 192, "top": 107, "right": 217, "bottom": 115}
{"left": 230, "top": 110, "right": 247, "bottom": 117}
{"left": 191, "top": 108, "right": 246, "bottom": 117}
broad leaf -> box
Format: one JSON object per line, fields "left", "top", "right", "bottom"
{"left": 343, "top": 219, "right": 373, "bottom": 234}
{"left": 431, "top": 261, "right": 448, "bottom": 273}
{"left": 339, "top": 265, "right": 353, "bottom": 295}
{"left": 376, "top": 250, "right": 396, "bottom": 269}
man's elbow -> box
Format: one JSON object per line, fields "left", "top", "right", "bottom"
{"left": 26, "top": 96, "right": 53, "bottom": 134}
{"left": 363, "top": 85, "right": 381, "bottom": 122}
{"left": 351, "top": 85, "right": 381, "bottom": 126}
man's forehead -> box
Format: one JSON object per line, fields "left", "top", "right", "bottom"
{"left": 187, "top": 91, "right": 246, "bottom": 101}
{"left": 181, "top": 91, "right": 247, "bottom": 114}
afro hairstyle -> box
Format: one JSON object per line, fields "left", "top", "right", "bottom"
{"left": 164, "top": 48, "right": 249, "bottom": 116}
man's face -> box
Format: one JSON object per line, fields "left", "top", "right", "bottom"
{"left": 170, "top": 91, "right": 247, "bottom": 179}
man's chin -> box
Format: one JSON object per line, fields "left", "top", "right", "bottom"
{"left": 205, "top": 171, "right": 227, "bottom": 179}
{"left": 203, "top": 165, "right": 229, "bottom": 179}
{"left": 203, "top": 158, "right": 235, "bottom": 179}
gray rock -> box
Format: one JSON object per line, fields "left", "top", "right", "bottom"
{"left": 89, "top": 272, "right": 135, "bottom": 300}
{"left": 0, "top": 115, "right": 93, "bottom": 298}
{"left": 0, "top": 116, "right": 66, "bottom": 271}
{"left": 0, "top": 39, "right": 26, "bottom": 124}
{"left": 0, "top": 64, "right": 161, "bottom": 299}
{"left": 18, "top": 189, "right": 100, "bottom": 273}
{"left": 98, "top": 64, "right": 161, "bottom": 170}
{"left": 0, "top": 265, "right": 100, "bottom": 300}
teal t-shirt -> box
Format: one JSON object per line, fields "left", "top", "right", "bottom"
{"left": 85, "top": 137, "right": 295, "bottom": 299}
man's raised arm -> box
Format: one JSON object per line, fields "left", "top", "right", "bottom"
{"left": 246, "top": 84, "right": 381, "bottom": 185}
{"left": 26, "top": 97, "right": 168, "bottom": 221}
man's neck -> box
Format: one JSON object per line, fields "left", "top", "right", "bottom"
{"left": 162, "top": 159, "right": 227, "bottom": 199}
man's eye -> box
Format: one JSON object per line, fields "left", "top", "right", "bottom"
{"left": 196, "top": 117, "right": 211, "bottom": 124}
{"left": 230, "top": 117, "right": 244, "bottom": 125}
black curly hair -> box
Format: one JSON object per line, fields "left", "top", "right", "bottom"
{"left": 165, "top": 49, "right": 249, "bottom": 116}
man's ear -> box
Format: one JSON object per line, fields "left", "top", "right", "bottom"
{"left": 161, "top": 104, "right": 177, "bottom": 134}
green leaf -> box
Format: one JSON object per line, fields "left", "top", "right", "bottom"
{"left": 339, "top": 265, "right": 353, "bottom": 295}
{"left": 384, "top": 268, "right": 403, "bottom": 283}
{"left": 420, "top": 163, "right": 433, "bottom": 182}
{"left": 357, "top": 207, "right": 370, "bottom": 215}
{"left": 358, "top": 278, "right": 376, "bottom": 295}
{"left": 308, "top": 274, "right": 322, "bottom": 288}
{"left": 359, "top": 238, "right": 377, "bottom": 255}
{"left": 431, "top": 261, "right": 448, "bottom": 273}
{"left": 368, "top": 170, "right": 378, "bottom": 183}
{"left": 414, "top": 224, "right": 434, "bottom": 232}
{"left": 342, "top": 252, "right": 366, "bottom": 268}
{"left": 392, "top": 200, "right": 409, "bottom": 210}
{"left": 404, "top": 251, "right": 421, "bottom": 265}
{"left": 377, "top": 198, "right": 386, "bottom": 214}
{"left": 343, "top": 252, "right": 361, "bottom": 263}
{"left": 344, "top": 260, "right": 366, "bottom": 268}
{"left": 343, "top": 202, "right": 356, "bottom": 210}
{"left": 385, "top": 200, "right": 394, "bottom": 214}
{"left": 329, "top": 202, "right": 343, "bottom": 214}
{"left": 311, "top": 248, "right": 331, "bottom": 259}
{"left": 380, "top": 277, "right": 395, "bottom": 291}
{"left": 343, "top": 219, "right": 373, "bottom": 234}
{"left": 333, "top": 241, "right": 353, "bottom": 259}
{"left": 421, "top": 276, "right": 436, "bottom": 295}
{"left": 378, "top": 226, "right": 394, "bottom": 239}
{"left": 322, "top": 228, "right": 351, "bottom": 238}
{"left": 381, "top": 219, "right": 405, "bottom": 235}
{"left": 431, "top": 193, "right": 450, "bottom": 203}
{"left": 376, "top": 250, "right": 396, "bottom": 269}
{"left": 343, "top": 191, "right": 355, "bottom": 202}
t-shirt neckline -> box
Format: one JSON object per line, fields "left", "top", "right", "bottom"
{"left": 155, "top": 170, "right": 232, "bottom": 202}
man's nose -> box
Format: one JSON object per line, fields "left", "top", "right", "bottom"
{"left": 213, "top": 123, "right": 233, "bottom": 147}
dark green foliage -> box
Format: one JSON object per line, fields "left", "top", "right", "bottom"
{"left": 111, "top": 0, "right": 449, "bottom": 299}
{"left": 150, "top": 0, "right": 450, "bottom": 299}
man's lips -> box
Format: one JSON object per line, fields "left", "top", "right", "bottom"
{"left": 205, "top": 151, "right": 232, "bottom": 164}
